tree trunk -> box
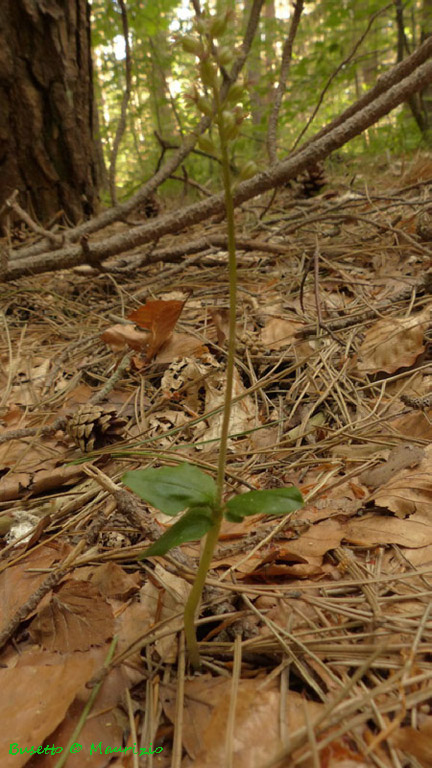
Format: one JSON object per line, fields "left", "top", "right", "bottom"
{"left": 0, "top": 0, "right": 100, "bottom": 226}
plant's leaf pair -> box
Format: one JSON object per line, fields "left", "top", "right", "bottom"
{"left": 122, "top": 463, "right": 304, "bottom": 557}
{"left": 225, "top": 486, "right": 304, "bottom": 522}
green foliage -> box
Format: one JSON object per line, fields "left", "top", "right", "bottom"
{"left": 139, "top": 509, "right": 213, "bottom": 557}
{"left": 122, "top": 463, "right": 217, "bottom": 515}
{"left": 225, "top": 487, "right": 304, "bottom": 523}
{"left": 90, "top": 0, "right": 427, "bottom": 198}
{"left": 122, "top": 463, "right": 303, "bottom": 554}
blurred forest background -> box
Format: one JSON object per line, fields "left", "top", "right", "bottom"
{"left": 91, "top": 0, "right": 432, "bottom": 201}
{"left": 2, "top": 0, "right": 432, "bottom": 230}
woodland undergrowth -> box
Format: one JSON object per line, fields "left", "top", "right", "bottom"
{"left": 1, "top": 154, "right": 432, "bottom": 767}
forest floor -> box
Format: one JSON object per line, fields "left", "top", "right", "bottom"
{"left": 1, "top": 152, "right": 432, "bottom": 768}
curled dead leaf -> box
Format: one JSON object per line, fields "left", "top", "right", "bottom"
{"left": 357, "top": 309, "right": 430, "bottom": 375}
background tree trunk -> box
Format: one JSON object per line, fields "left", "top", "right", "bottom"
{"left": 0, "top": 0, "right": 100, "bottom": 225}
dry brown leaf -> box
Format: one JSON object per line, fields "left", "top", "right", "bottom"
{"left": 390, "top": 719, "right": 432, "bottom": 767}
{"left": 0, "top": 462, "right": 85, "bottom": 502}
{"left": 2, "top": 404, "right": 25, "bottom": 427}
{"left": 358, "top": 443, "right": 424, "bottom": 489}
{"left": 0, "top": 542, "right": 71, "bottom": 635}
{"left": 153, "top": 332, "right": 207, "bottom": 363}
{"left": 372, "top": 473, "right": 432, "bottom": 517}
{"left": 29, "top": 580, "right": 114, "bottom": 652}
{"left": 215, "top": 517, "right": 344, "bottom": 579}
{"left": 11, "top": 647, "right": 129, "bottom": 768}
{"left": 88, "top": 562, "right": 141, "bottom": 600}
{"left": 61, "top": 382, "right": 95, "bottom": 406}
{"left": 198, "top": 367, "right": 257, "bottom": 452}
{"left": 344, "top": 514, "right": 432, "bottom": 547}
{"left": 0, "top": 650, "right": 101, "bottom": 768}
{"left": 260, "top": 316, "right": 304, "bottom": 349}
{"left": 32, "top": 697, "right": 124, "bottom": 768}
{"left": 128, "top": 298, "right": 185, "bottom": 361}
{"left": 140, "top": 564, "right": 190, "bottom": 663}
{"left": 251, "top": 562, "right": 325, "bottom": 578}
{"left": 390, "top": 409, "right": 432, "bottom": 441}
{"left": 356, "top": 309, "right": 430, "bottom": 374}
{"left": 296, "top": 497, "right": 361, "bottom": 523}
{"left": 276, "top": 519, "right": 344, "bottom": 562}
{"left": 210, "top": 307, "right": 229, "bottom": 345}
{"left": 234, "top": 521, "right": 343, "bottom": 579}
{"left": 5, "top": 356, "right": 51, "bottom": 405}
{"left": 101, "top": 322, "right": 149, "bottom": 352}
{"left": 369, "top": 444, "right": 432, "bottom": 518}
{"left": 384, "top": 543, "right": 432, "bottom": 569}
{"left": 0, "top": 432, "right": 59, "bottom": 472}
{"left": 162, "top": 677, "right": 323, "bottom": 767}
{"left": 115, "top": 599, "right": 153, "bottom": 658}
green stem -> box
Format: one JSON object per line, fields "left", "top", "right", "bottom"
{"left": 183, "top": 86, "right": 238, "bottom": 670}
{"left": 214, "top": 109, "right": 237, "bottom": 509}
{"left": 183, "top": 514, "right": 222, "bottom": 669}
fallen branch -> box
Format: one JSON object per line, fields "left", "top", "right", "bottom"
{"left": 4, "top": 54, "right": 432, "bottom": 282}
{"left": 290, "top": 32, "right": 432, "bottom": 156}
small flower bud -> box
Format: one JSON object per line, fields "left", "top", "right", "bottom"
{"left": 217, "top": 46, "right": 234, "bottom": 67}
{"left": 209, "top": 12, "right": 229, "bottom": 39}
{"left": 226, "top": 82, "right": 244, "bottom": 104}
{"left": 196, "top": 95, "right": 214, "bottom": 117}
{"left": 184, "top": 84, "right": 199, "bottom": 103}
{"left": 181, "top": 35, "right": 204, "bottom": 57}
{"left": 221, "top": 110, "right": 235, "bottom": 131}
{"left": 200, "top": 58, "right": 218, "bottom": 88}
{"left": 197, "top": 134, "right": 217, "bottom": 153}
{"left": 224, "top": 122, "right": 241, "bottom": 140}
{"left": 238, "top": 160, "right": 258, "bottom": 180}
{"left": 195, "top": 18, "right": 208, "bottom": 35}
{"left": 233, "top": 105, "right": 247, "bottom": 124}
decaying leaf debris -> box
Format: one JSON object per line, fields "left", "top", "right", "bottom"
{"left": 1, "top": 157, "right": 432, "bottom": 767}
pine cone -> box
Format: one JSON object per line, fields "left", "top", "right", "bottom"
{"left": 65, "top": 404, "right": 127, "bottom": 452}
{"left": 286, "top": 162, "right": 326, "bottom": 199}
{"left": 416, "top": 210, "right": 432, "bottom": 241}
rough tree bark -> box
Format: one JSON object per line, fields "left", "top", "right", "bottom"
{"left": 0, "top": 0, "right": 100, "bottom": 226}
{"left": 9, "top": 0, "right": 266, "bottom": 256}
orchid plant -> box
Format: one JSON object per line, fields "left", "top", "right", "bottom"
{"left": 122, "top": 10, "right": 303, "bottom": 669}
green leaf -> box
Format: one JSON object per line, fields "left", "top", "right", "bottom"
{"left": 225, "top": 487, "right": 303, "bottom": 522}
{"left": 122, "top": 463, "right": 217, "bottom": 515}
{"left": 138, "top": 510, "right": 214, "bottom": 557}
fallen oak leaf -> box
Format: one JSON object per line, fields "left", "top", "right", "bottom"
{"left": 101, "top": 323, "right": 149, "bottom": 352}
{"left": 128, "top": 299, "right": 186, "bottom": 362}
